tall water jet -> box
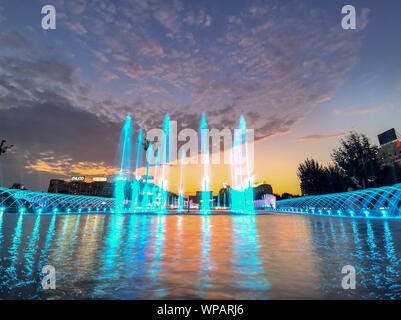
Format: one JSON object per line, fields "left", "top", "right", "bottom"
{"left": 136, "top": 129, "right": 144, "bottom": 173}
{"left": 142, "top": 142, "right": 153, "bottom": 210}
{"left": 230, "top": 116, "right": 254, "bottom": 213}
{"left": 131, "top": 129, "right": 143, "bottom": 211}
{"left": 240, "top": 116, "right": 255, "bottom": 214}
{"left": 158, "top": 114, "right": 170, "bottom": 214}
{"left": 151, "top": 149, "right": 160, "bottom": 208}
{"left": 200, "top": 114, "right": 211, "bottom": 213}
{"left": 178, "top": 149, "right": 186, "bottom": 212}
{"left": 115, "top": 115, "right": 133, "bottom": 212}
{"left": 130, "top": 177, "right": 140, "bottom": 211}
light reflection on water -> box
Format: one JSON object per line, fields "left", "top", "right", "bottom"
{"left": 1, "top": 212, "right": 401, "bottom": 299}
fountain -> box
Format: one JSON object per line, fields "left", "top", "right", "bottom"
{"left": 111, "top": 112, "right": 255, "bottom": 214}
{"left": 200, "top": 114, "right": 211, "bottom": 213}
{"left": 130, "top": 128, "right": 143, "bottom": 211}
{"left": 230, "top": 116, "right": 255, "bottom": 214}
{"left": 0, "top": 112, "right": 263, "bottom": 215}
{"left": 151, "top": 149, "right": 160, "bottom": 210}
{"left": 178, "top": 149, "right": 185, "bottom": 212}
{"left": 5, "top": 111, "right": 401, "bottom": 218}
{"left": 141, "top": 142, "right": 153, "bottom": 211}
{"left": 115, "top": 115, "right": 133, "bottom": 212}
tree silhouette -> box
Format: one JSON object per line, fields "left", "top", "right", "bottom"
{"left": 297, "top": 131, "right": 401, "bottom": 195}
{"left": 331, "top": 132, "right": 380, "bottom": 189}
{"left": 298, "top": 159, "right": 327, "bottom": 195}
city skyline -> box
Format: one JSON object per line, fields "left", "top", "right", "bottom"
{"left": 1, "top": 0, "right": 401, "bottom": 195}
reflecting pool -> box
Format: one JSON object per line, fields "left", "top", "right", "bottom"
{"left": 1, "top": 212, "right": 401, "bottom": 299}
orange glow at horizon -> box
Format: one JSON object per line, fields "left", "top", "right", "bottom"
{"left": 25, "top": 139, "right": 303, "bottom": 196}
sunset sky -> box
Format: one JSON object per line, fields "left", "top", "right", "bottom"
{"left": 0, "top": 0, "right": 401, "bottom": 195}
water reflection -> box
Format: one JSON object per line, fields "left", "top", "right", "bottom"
{"left": 231, "top": 216, "right": 269, "bottom": 299}
{"left": 1, "top": 213, "right": 401, "bottom": 299}
{"left": 199, "top": 216, "right": 211, "bottom": 298}
{"left": 25, "top": 215, "right": 41, "bottom": 277}
{"left": 9, "top": 214, "right": 24, "bottom": 271}
{"left": 149, "top": 216, "right": 166, "bottom": 298}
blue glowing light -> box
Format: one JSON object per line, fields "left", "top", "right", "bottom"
{"left": 115, "top": 115, "right": 133, "bottom": 211}
{"left": 200, "top": 114, "right": 211, "bottom": 213}
{"left": 275, "top": 184, "right": 401, "bottom": 219}
{"left": 229, "top": 116, "right": 255, "bottom": 214}
{"left": 4, "top": 113, "right": 399, "bottom": 219}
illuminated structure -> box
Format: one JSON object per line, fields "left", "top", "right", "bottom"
{"left": 274, "top": 184, "right": 401, "bottom": 218}
{"left": 114, "top": 114, "right": 132, "bottom": 211}
{"left": 1, "top": 114, "right": 267, "bottom": 215}
{"left": 0, "top": 187, "right": 114, "bottom": 214}
{"left": 200, "top": 113, "right": 211, "bottom": 213}
{"left": 230, "top": 116, "right": 255, "bottom": 214}
{"left": 112, "top": 114, "right": 169, "bottom": 214}
{"left": 178, "top": 149, "right": 186, "bottom": 212}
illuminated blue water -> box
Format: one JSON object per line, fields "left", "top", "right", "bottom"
{"left": 1, "top": 212, "right": 401, "bottom": 299}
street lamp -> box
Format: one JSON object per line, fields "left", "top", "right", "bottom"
{"left": 143, "top": 137, "right": 155, "bottom": 183}
{"left": 0, "top": 140, "right": 14, "bottom": 156}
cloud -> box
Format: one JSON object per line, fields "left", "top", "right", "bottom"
{"left": 297, "top": 133, "right": 346, "bottom": 142}
{"left": 101, "top": 70, "right": 120, "bottom": 82}
{"left": 333, "top": 105, "right": 382, "bottom": 116}
{"left": 138, "top": 40, "right": 164, "bottom": 56}
{"left": 47, "top": 1, "right": 368, "bottom": 144}
{"left": 0, "top": 31, "right": 31, "bottom": 49}
{"left": 358, "top": 8, "right": 371, "bottom": 30}
{"left": 26, "top": 158, "right": 117, "bottom": 177}
{"left": 66, "top": 0, "right": 86, "bottom": 15}
{"left": 0, "top": 0, "right": 372, "bottom": 190}
{"left": 0, "top": 7, "right": 5, "bottom": 24}
{"left": 152, "top": 2, "right": 182, "bottom": 32}
{"left": 184, "top": 10, "right": 212, "bottom": 27}
{"left": 0, "top": 83, "right": 124, "bottom": 188}
{"left": 93, "top": 50, "right": 109, "bottom": 63}
{"left": 65, "top": 21, "right": 88, "bottom": 35}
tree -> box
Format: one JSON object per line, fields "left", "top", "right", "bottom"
{"left": 298, "top": 159, "right": 349, "bottom": 195}
{"left": 324, "top": 165, "right": 349, "bottom": 193}
{"left": 297, "top": 132, "right": 401, "bottom": 195}
{"left": 298, "top": 159, "right": 327, "bottom": 195}
{"left": 281, "top": 193, "right": 299, "bottom": 200}
{"left": 331, "top": 132, "right": 380, "bottom": 189}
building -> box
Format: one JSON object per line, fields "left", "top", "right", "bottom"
{"left": 253, "top": 181, "right": 273, "bottom": 200}
{"left": 48, "top": 177, "right": 113, "bottom": 197}
{"left": 216, "top": 181, "right": 273, "bottom": 206}
{"left": 48, "top": 179, "right": 70, "bottom": 194}
{"left": 9, "top": 183, "right": 27, "bottom": 190}
{"left": 195, "top": 191, "right": 213, "bottom": 205}
{"left": 218, "top": 184, "right": 230, "bottom": 207}
{"left": 378, "top": 128, "right": 401, "bottom": 166}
